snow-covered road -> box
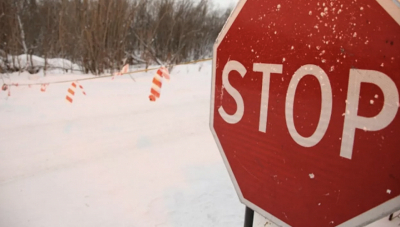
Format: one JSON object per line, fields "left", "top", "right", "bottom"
{"left": 0, "top": 62, "right": 243, "bottom": 227}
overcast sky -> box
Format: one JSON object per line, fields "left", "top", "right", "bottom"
{"left": 191, "top": 0, "right": 239, "bottom": 9}
{"left": 212, "top": 0, "right": 239, "bottom": 8}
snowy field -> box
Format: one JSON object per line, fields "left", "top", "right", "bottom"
{"left": 0, "top": 62, "right": 398, "bottom": 227}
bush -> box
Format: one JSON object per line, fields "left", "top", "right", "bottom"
{"left": 0, "top": 0, "right": 231, "bottom": 74}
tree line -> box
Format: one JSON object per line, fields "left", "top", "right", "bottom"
{"left": 0, "top": 0, "right": 231, "bottom": 74}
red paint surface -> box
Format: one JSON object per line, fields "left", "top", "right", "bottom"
{"left": 212, "top": 0, "right": 400, "bottom": 226}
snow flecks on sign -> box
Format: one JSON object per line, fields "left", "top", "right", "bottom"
{"left": 381, "top": 63, "right": 384, "bottom": 67}
{"left": 370, "top": 100, "right": 374, "bottom": 105}
{"left": 282, "top": 212, "right": 289, "bottom": 220}
{"left": 353, "top": 32, "right": 357, "bottom": 37}
{"left": 387, "top": 189, "right": 391, "bottom": 194}
{"left": 277, "top": 4, "right": 281, "bottom": 11}
{"left": 309, "top": 173, "right": 315, "bottom": 179}
{"left": 375, "top": 94, "right": 379, "bottom": 99}
{"left": 291, "top": 46, "right": 294, "bottom": 50}
{"left": 330, "top": 66, "right": 335, "bottom": 72}
{"left": 282, "top": 58, "right": 286, "bottom": 62}
{"left": 309, "top": 11, "right": 312, "bottom": 15}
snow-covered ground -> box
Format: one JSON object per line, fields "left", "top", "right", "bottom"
{"left": 1, "top": 54, "right": 81, "bottom": 72}
{"left": 0, "top": 62, "right": 398, "bottom": 227}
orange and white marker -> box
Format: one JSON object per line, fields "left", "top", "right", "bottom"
{"left": 40, "top": 84, "right": 48, "bottom": 92}
{"left": 149, "top": 66, "right": 170, "bottom": 102}
{"left": 2, "top": 84, "right": 10, "bottom": 96}
{"left": 66, "top": 81, "right": 86, "bottom": 104}
{"left": 112, "top": 64, "right": 129, "bottom": 80}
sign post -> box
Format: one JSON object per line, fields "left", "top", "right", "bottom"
{"left": 210, "top": 0, "right": 400, "bottom": 226}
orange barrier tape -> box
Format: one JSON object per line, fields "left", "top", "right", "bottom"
{"left": 149, "top": 66, "right": 170, "bottom": 102}
{"left": 112, "top": 64, "right": 129, "bottom": 80}
{"left": 66, "top": 81, "right": 86, "bottom": 104}
{"left": 40, "top": 84, "right": 49, "bottom": 92}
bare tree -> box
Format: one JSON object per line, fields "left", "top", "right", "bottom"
{"left": 0, "top": 0, "right": 231, "bottom": 74}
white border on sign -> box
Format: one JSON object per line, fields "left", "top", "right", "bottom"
{"left": 337, "top": 195, "right": 400, "bottom": 227}
{"left": 210, "top": 0, "right": 400, "bottom": 226}
{"left": 377, "top": 0, "right": 400, "bottom": 25}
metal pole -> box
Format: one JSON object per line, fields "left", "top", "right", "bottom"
{"left": 244, "top": 206, "right": 254, "bottom": 227}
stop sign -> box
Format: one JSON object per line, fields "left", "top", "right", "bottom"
{"left": 210, "top": 0, "right": 400, "bottom": 226}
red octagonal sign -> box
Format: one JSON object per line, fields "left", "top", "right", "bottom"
{"left": 210, "top": 0, "right": 400, "bottom": 226}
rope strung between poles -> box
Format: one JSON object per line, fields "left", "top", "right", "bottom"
{"left": 2, "top": 58, "right": 213, "bottom": 88}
